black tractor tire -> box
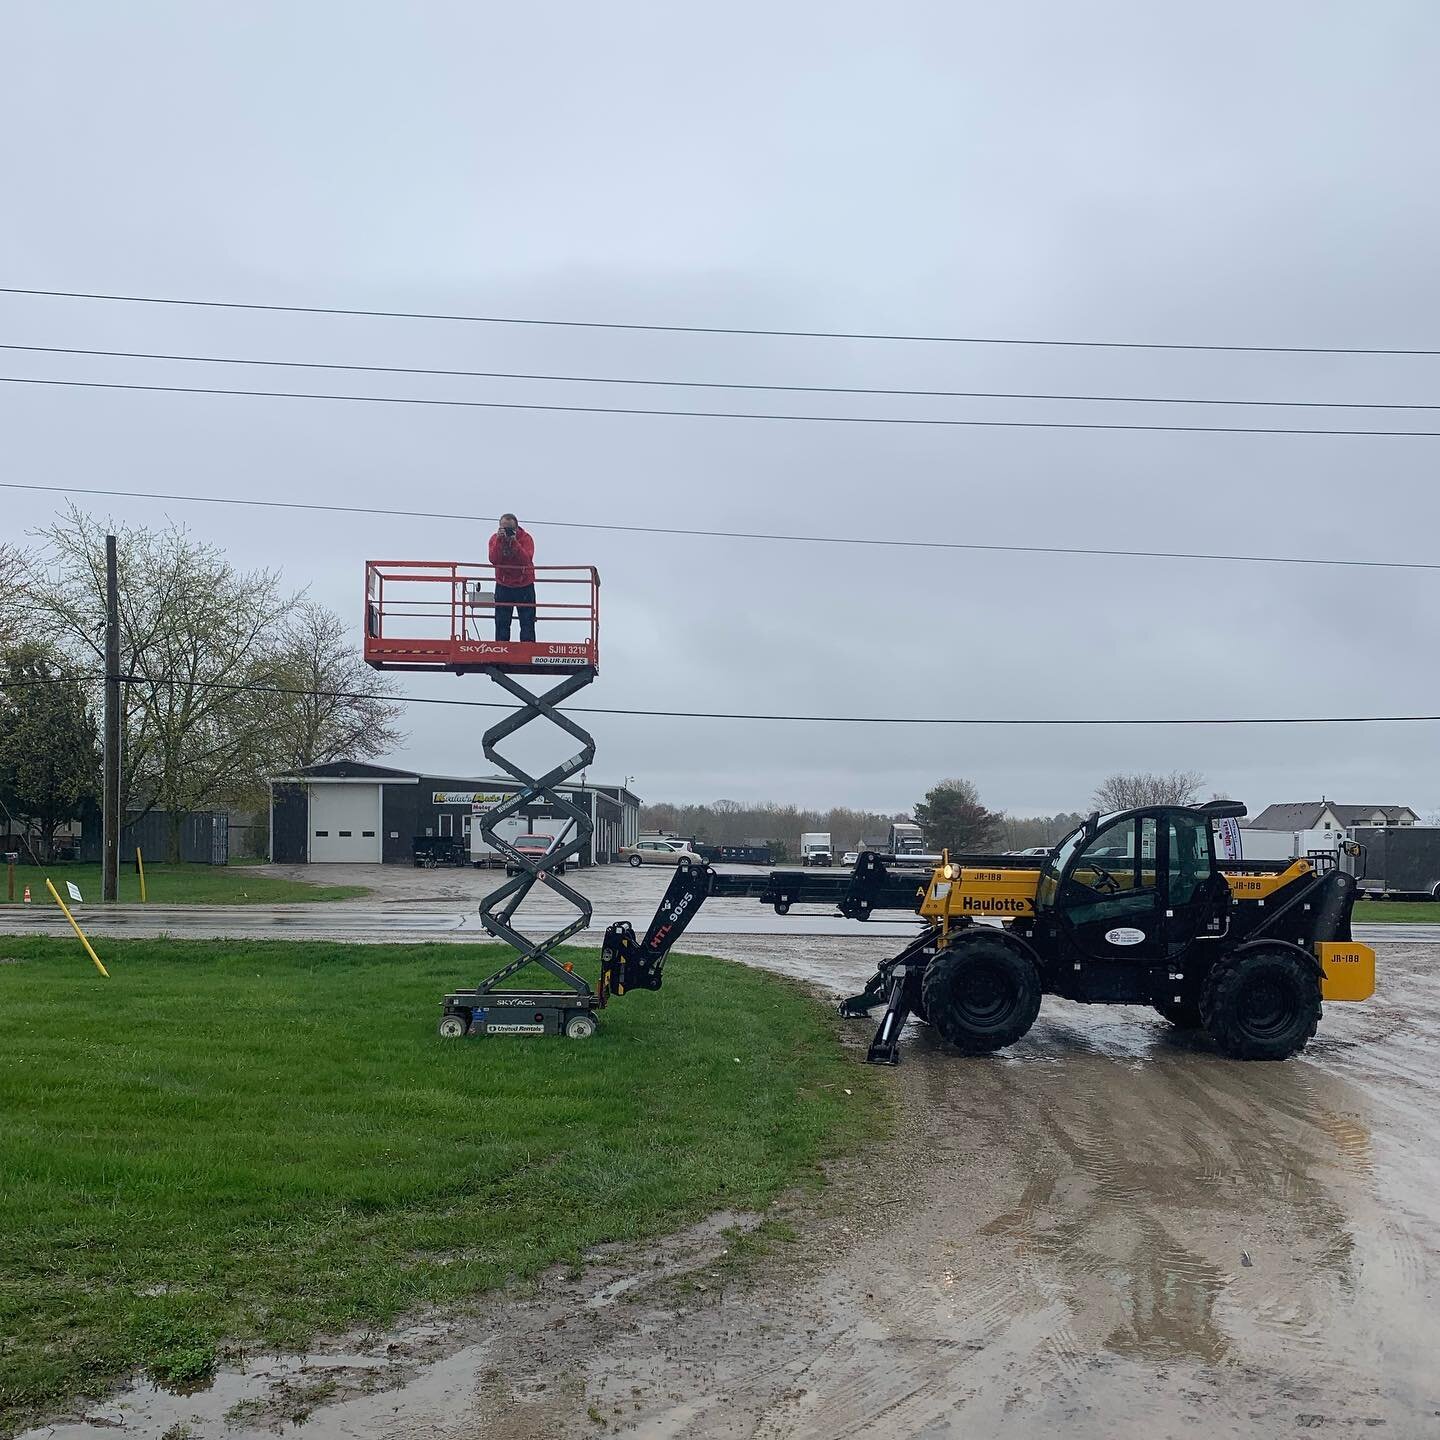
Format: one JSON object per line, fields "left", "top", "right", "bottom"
{"left": 1154, "top": 999, "right": 1203, "bottom": 1029}
{"left": 1200, "top": 944, "right": 1321, "bottom": 1060}
{"left": 921, "top": 934, "right": 1041, "bottom": 1054}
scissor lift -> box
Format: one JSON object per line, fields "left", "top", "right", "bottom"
{"left": 364, "top": 560, "right": 606, "bottom": 1038}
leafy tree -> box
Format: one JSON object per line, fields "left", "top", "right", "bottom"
{"left": 269, "top": 601, "right": 405, "bottom": 769}
{"left": 1091, "top": 770, "right": 1205, "bottom": 811}
{"left": 0, "top": 644, "right": 101, "bottom": 860}
{"left": 913, "top": 778, "right": 1002, "bottom": 854}
{"left": 26, "top": 507, "right": 296, "bottom": 860}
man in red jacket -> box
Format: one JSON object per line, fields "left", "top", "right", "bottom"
{"left": 488, "top": 512, "right": 537, "bottom": 642}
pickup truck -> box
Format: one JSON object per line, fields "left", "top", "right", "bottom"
{"left": 505, "top": 833, "right": 568, "bottom": 876}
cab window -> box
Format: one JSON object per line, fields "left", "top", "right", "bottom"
{"left": 1037, "top": 824, "right": 1086, "bottom": 909}
{"left": 1062, "top": 816, "right": 1159, "bottom": 920}
{"left": 1074, "top": 817, "right": 1154, "bottom": 892}
{"left": 1167, "top": 815, "right": 1213, "bottom": 906}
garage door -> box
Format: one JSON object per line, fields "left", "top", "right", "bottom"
{"left": 309, "top": 784, "right": 382, "bottom": 862}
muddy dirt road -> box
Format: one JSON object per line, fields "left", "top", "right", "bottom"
{"left": 23, "top": 940, "right": 1440, "bottom": 1439}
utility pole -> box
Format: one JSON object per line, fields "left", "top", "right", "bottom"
{"left": 103, "top": 534, "right": 120, "bottom": 903}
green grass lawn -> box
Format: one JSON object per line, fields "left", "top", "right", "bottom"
{"left": 0, "top": 862, "right": 368, "bottom": 906}
{"left": 0, "top": 938, "right": 884, "bottom": 1435}
{"left": 1353, "top": 898, "right": 1440, "bottom": 923}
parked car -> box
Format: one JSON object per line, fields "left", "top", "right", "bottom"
{"left": 505, "top": 833, "right": 567, "bottom": 875}
{"left": 621, "top": 838, "right": 701, "bottom": 868}
{"left": 841, "top": 851, "right": 860, "bottom": 866}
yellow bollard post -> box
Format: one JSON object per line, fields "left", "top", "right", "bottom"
{"left": 136, "top": 846, "right": 147, "bottom": 902}
{"left": 45, "top": 878, "right": 111, "bottom": 977}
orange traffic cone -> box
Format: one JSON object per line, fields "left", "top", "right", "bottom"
{"left": 23, "top": 885, "right": 31, "bottom": 903}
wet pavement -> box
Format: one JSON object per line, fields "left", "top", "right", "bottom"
{"left": 1, "top": 857, "right": 1432, "bottom": 945}
{"left": 11, "top": 874, "right": 1440, "bottom": 1438}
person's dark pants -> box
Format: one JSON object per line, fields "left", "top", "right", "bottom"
{"left": 494, "top": 583, "right": 537, "bottom": 642}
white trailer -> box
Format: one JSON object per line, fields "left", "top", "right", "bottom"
{"left": 1231, "top": 826, "right": 1351, "bottom": 864}
{"left": 471, "top": 809, "right": 528, "bottom": 867}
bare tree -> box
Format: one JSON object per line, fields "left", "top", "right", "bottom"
{"left": 270, "top": 601, "right": 405, "bottom": 768}
{"left": 1091, "top": 770, "right": 1206, "bottom": 811}
{"left": 997, "top": 810, "right": 1088, "bottom": 850}
{"left": 27, "top": 507, "right": 296, "bottom": 859}
{"left": 0, "top": 542, "right": 31, "bottom": 648}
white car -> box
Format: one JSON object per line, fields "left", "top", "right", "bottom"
{"left": 842, "top": 851, "right": 860, "bottom": 866}
{"left": 622, "top": 839, "right": 701, "bottom": 868}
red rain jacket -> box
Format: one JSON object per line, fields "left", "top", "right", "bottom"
{"left": 489, "top": 526, "right": 535, "bottom": 588}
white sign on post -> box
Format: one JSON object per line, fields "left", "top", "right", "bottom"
{"left": 66, "top": 881, "right": 83, "bottom": 902}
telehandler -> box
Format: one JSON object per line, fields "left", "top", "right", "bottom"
{"left": 595, "top": 800, "right": 1375, "bottom": 1064}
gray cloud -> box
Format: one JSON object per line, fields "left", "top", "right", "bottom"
{"left": 3, "top": 0, "right": 1437, "bottom": 819}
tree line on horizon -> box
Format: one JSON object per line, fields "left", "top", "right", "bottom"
{"left": 641, "top": 771, "right": 1208, "bottom": 860}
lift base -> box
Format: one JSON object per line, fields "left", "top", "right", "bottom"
{"left": 440, "top": 989, "right": 600, "bottom": 1040}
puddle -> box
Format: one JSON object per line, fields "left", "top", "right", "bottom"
{"left": 17, "top": 1212, "right": 756, "bottom": 1440}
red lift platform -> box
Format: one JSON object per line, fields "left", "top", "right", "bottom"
{"left": 365, "top": 559, "right": 603, "bottom": 1039}
{"left": 363, "top": 560, "right": 599, "bottom": 675}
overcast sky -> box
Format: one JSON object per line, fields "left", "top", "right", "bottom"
{"left": 3, "top": 1, "right": 1438, "bottom": 818}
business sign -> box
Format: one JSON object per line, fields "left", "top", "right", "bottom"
{"left": 432, "top": 791, "right": 507, "bottom": 806}
{"left": 1214, "top": 817, "right": 1243, "bottom": 862}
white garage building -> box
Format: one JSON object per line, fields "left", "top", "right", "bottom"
{"left": 269, "top": 761, "right": 641, "bottom": 866}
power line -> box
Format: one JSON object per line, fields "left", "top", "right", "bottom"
{"left": 3, "top": 479, "right": 1436, "bottom": 574}
{"left": 5, "top": 341, "right": 1436, "bottom": 412}
{"left": 4, "top": 285, "right": 1439, "bottom": 357}
{"left": 5, "top": 670, "right": 1439, "bottom": 728}
{"left": 5, "top": 374, "right": 1440, "bottom": 439}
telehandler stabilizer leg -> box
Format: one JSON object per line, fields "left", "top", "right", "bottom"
{"left": 839, "top": 928, "right": 940, "bottom": 1065}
